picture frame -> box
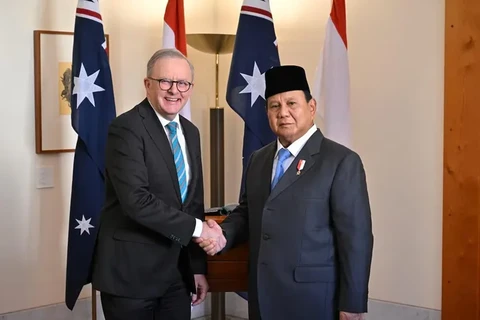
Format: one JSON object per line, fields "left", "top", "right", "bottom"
{"left": 33, "top": 30, "right": 110, "bottom": 154}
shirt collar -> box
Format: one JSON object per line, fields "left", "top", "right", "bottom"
{"left": 148, "top": 99, "right": 182, "bottom": 131}
{"left": 275, "top": 124, "right": 318, "bottom": 159}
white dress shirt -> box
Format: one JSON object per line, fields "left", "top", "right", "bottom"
{"left": 271, "top": 124, "right": 318, "bottom": 182}
{"left": 150, "top": 103, "right": 203, "bottom": 238}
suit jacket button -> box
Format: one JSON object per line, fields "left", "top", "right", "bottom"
{"left": 263, "top": 234, "right": 270, "bottom": 240}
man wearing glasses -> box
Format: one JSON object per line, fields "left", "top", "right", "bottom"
{"left": 91, "top": 48, "right": 225, "bottom": 320}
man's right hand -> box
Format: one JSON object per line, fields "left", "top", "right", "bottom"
{"left": 340, "top": 312, "right": 365, "bottom": 320}
{"left": 195, "top": 219, "right": 226, "bottom": 256}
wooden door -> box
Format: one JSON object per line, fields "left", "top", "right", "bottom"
{"left": 442, "top": 0, "right": 480, "bottom": 318}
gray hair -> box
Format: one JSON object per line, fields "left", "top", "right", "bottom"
{"left": 146, "top": 48, "right": 195, "bottom": 81}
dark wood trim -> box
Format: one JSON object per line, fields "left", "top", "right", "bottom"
{"left": 34, "top": 30, "right": 73, "bottom": 36}
{"left": 442, "top": 0, "right": 480, "bottom": 318}
{"left": 34, "top": 30, "right": 75, "bottom": 154}
{"left": 33, "top": 30, "right": 43, "bottom": 154}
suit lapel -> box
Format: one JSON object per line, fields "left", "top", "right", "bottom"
{"left": 267, "top": 130, "right": 323, "bottom": 202}
{"left": 138, "top": 100, "right": 181, "bottom": 201}
{"left": 257, "top": 143, "right": 276, "bottom": 204}
{"left": 179, "top": 116, "right": 198, "bottom": 206}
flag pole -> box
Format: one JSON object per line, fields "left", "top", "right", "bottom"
{"left": 210, "top": 50, "right": 226, "bottom": 320}
{"left": 92, "top": 287, "right": 97, "bottom": 320}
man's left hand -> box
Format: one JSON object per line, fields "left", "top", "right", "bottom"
{"left": 340, "top": 312, "right": 365, "bottom": 320}
{"left": 191, "top": 274, "right": 209, "bottom": 306}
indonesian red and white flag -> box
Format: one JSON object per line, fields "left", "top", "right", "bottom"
{"left": 313, "top": 0, "right": 351, "bottom": 148}
{"left": 162, "top": 0, "right": 191, "bottom": 120}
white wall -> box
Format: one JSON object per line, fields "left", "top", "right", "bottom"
{"left": 347, "top": 0, "right": 444, "bottom": 309}
{"left": 0, "top": 0, "right": 443, "bottom": 315}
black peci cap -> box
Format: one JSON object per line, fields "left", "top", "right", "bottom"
{"left": 264, "top": 65, "right": 310, "bottom": 99}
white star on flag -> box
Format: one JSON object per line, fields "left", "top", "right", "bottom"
{"left": 239, "top": 62, "right": 266, "bottom": 107}
{"left": 72, "top": 63, "right": 105, "bottom": 109}
{"left": 75, "top": 215, "right": 94, "bottom": 235}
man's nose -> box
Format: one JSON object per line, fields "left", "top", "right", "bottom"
{"left": 278, "top": 104, "right": 290, "bottom": 117}
{"left": 168, "top": 83, "right": 179, "bottom": 94}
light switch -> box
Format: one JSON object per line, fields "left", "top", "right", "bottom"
{"left": 36, "top": 166, "right": 54, "bottom": 189}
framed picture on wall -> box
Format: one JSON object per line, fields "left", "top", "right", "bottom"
{"left": 33, "top": 30, "right": 110, "bottom": 154}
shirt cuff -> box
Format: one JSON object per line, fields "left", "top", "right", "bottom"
{"left": 192, "top": 218, "right": 203, "bottom": 238}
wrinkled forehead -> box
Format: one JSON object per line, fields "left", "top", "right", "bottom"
{"left": 152, "top": 57, "right": 192, "bottom": 80}
{"left": 267, "top": 90, "right": 306, "bottom": 104}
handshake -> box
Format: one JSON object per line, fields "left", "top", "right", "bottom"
{"left": 194, "top": 220, "right": 226, "bottom": 256}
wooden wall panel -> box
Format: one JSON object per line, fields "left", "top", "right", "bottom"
{"left": 442, "top": 0, "right": 480, "bottom": 319}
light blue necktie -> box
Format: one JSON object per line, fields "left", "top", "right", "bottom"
{"left": 166, "top": 122, "right": 187, "bottom": 203}
{"left": 271, "top": 148, "right": 291, "bottom": 190}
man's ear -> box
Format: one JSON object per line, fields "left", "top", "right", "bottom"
{"left": 309, "top": 98, "right": 317, "bottom": 116}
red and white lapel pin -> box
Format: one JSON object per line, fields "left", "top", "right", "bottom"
{"left": 296, "top": 159, "right": 306, "bottom": 175}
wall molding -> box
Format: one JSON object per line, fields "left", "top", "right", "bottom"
{"left": 0, "top": 296, "right": 440, "bottom": 320}
{"left": 368, "top": 299, "right": 440, "bottom": 320}
{"left": 0, "top": 295, "right": 208, "bottom": 320}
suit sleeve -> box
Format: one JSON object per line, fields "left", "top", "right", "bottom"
{"left": 187, "top": 136, "right": 207, "bottom": 274}
{"left": 330, "top": 152, "right": 374, "bottom": 313}
{"left": 105, "top": 121, "right": 196, "bottom": 247}
{"left": 219, "top": 153, "right": 253, "bottom": 251}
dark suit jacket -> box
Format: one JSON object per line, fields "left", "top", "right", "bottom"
{"left": 221, "top": 129, "right": 374, "bottom": 320}
{"left": 91, "top": 98, "right": 206, "bottom": 299}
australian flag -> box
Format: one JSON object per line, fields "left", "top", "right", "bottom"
{"left": 65, "top": 0, "right": 116, "bottom": 310}
{"left": 226, "top": 0, "right": 280, "bottom": 196}
{"left": 226, "top": 0, "right": 280, "bottom": 301}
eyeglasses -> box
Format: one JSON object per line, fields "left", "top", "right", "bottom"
{"left": 148, "top": 77, "right": 193, "bottom": 93}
